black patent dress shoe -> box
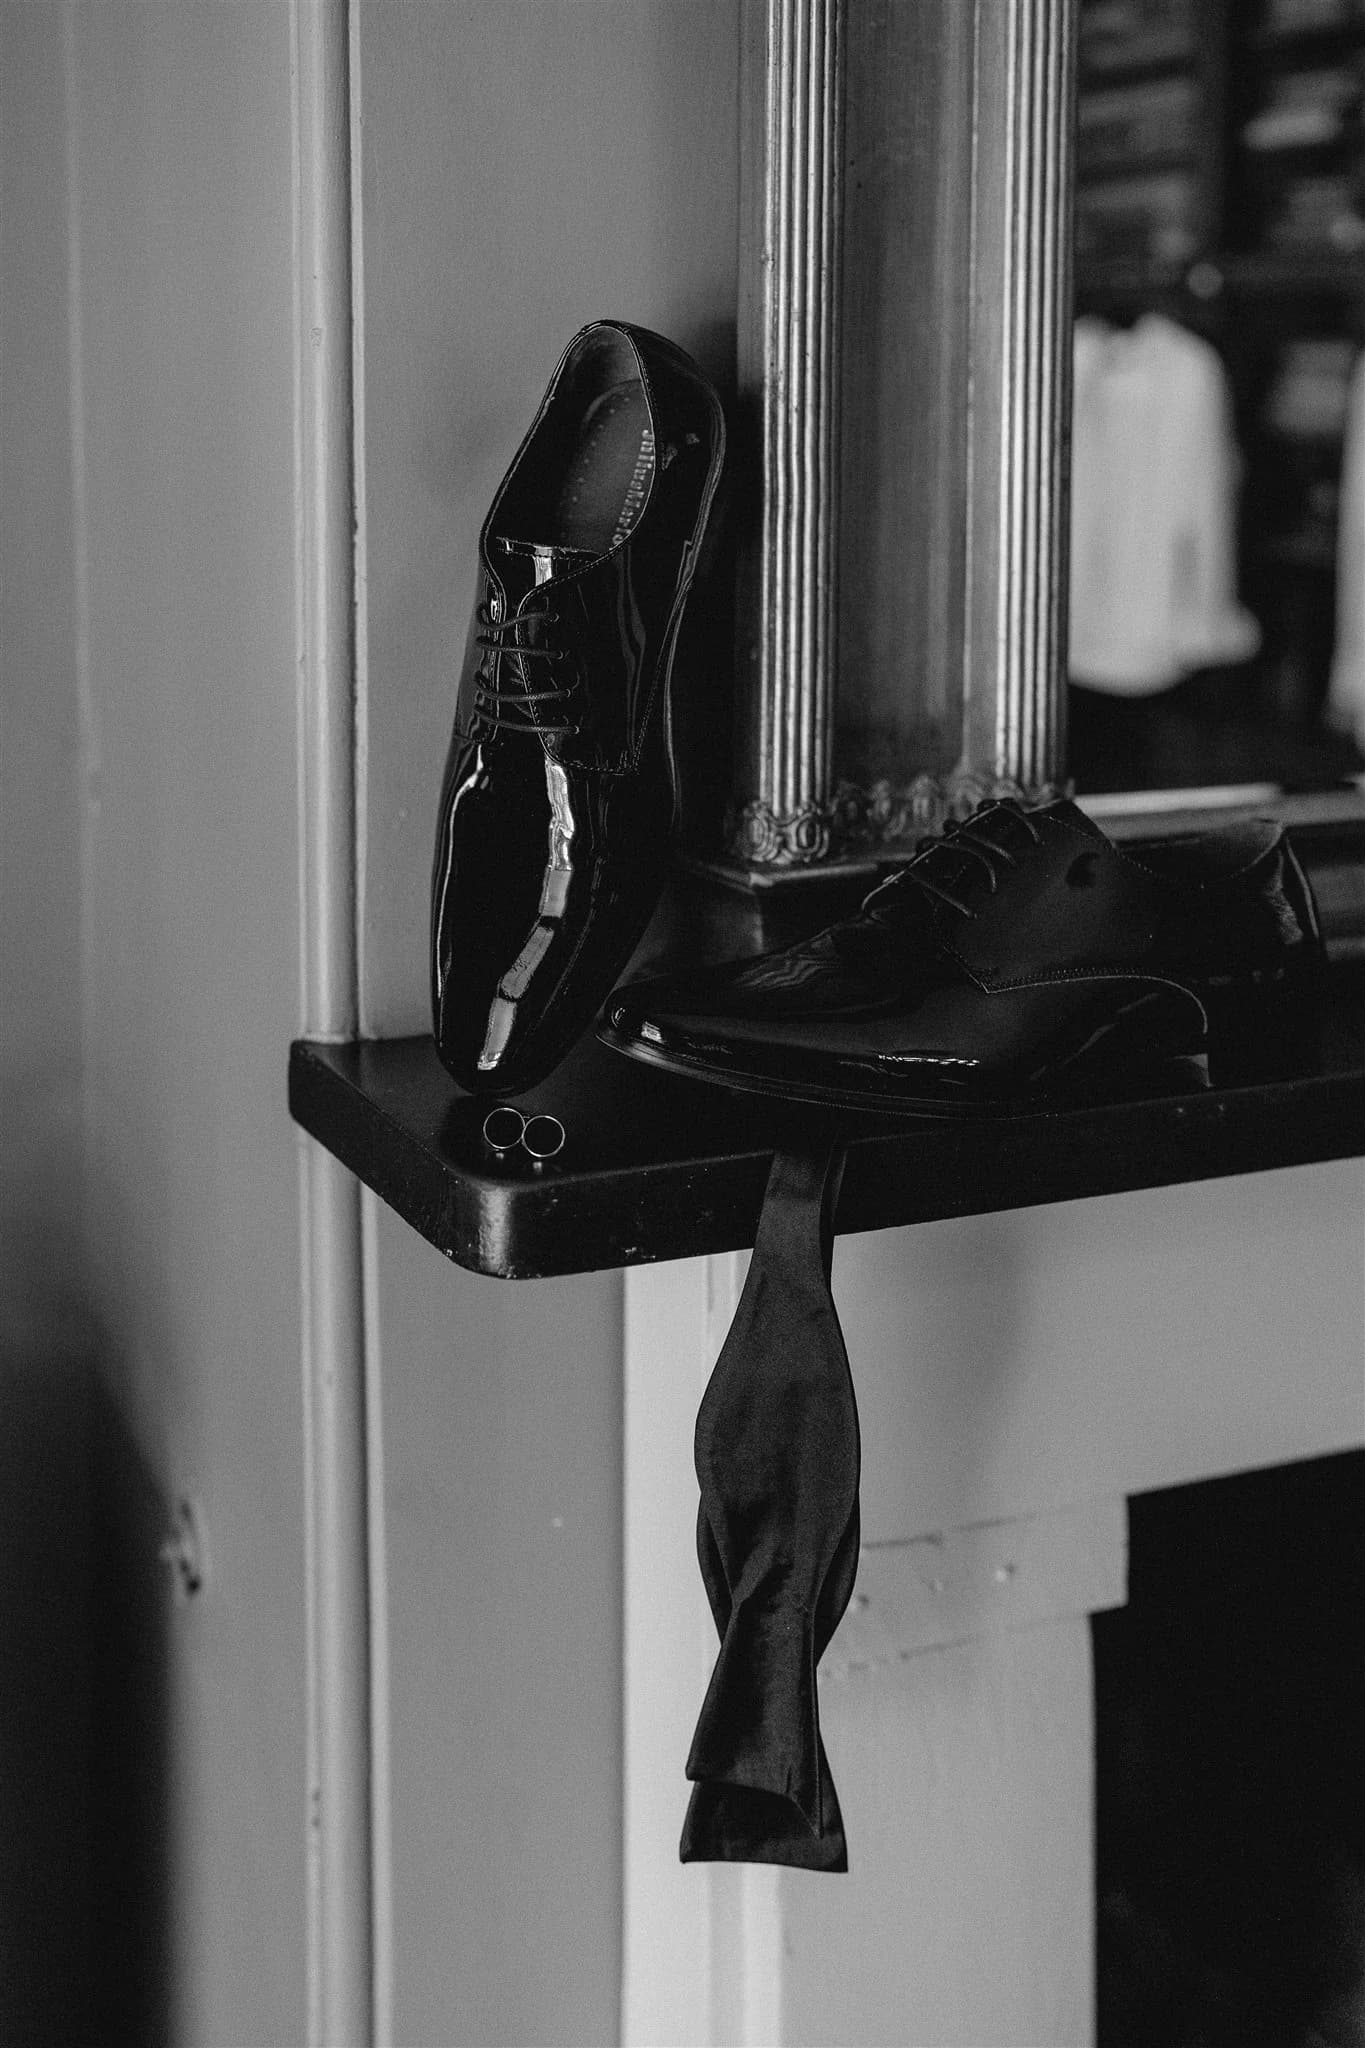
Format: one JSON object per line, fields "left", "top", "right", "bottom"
{"left": 598, "top": 799, "right": 1324, "bottom": 1111}
{"left": 431, "top": 321, "right": 725, "bottom": 1096}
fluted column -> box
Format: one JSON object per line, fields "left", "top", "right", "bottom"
{"left": 731, "top": 0, "right": 845, "bottom": 865}
{"left": 726, "top": 0, "right": 1076, "bottom": 870}
{"left": 957, "top": 0, "right": 1076, "bottom": 809}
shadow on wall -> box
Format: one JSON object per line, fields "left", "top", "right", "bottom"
{"left": 88, "top": 1372, "right": 173, "bottom": 2048}
{"left": 0, "top": 1238, "right": 172, "bottom": 2048}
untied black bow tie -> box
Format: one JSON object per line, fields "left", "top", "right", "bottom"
{"left": 681, "top": 1128, "right": 860, "bottom": 1871}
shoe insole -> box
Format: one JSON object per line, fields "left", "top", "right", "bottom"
{"left": 552, "top": 380, "right": 655, "bottom": 555}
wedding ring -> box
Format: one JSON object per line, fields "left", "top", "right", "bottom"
{"left": 482, "top": 1104, "right": 526, "bottom": 1154}
{"left": 520, "top": 1113, "right": 566, "bottom": 1162}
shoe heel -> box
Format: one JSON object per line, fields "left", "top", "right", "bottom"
{"left": 1201, "top": 962, "right": 1324, "bottom": 1086}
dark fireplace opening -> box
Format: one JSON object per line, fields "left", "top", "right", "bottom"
{"left": 1094, "top": 1449, "right": 1365, "bottom": 2048}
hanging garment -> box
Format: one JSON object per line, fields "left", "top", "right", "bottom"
{"left": 1069, "top": 313, "right": 1260, "bottom": 694}
{"left": 1326, "top": 349, "right": 1365, "bottom": 749}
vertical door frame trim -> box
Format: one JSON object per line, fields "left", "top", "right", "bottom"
{"left": 292, "top": 4, "right": 379, "bottom": 2043}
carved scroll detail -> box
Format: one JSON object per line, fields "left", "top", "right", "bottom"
{"left": 728, "top": 769, "right": 1071, "bottom": 873}
{"left": 730, "top": 797, "right": 835, "bottom": 867}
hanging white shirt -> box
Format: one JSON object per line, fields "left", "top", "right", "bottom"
{"left": 1069, "top": 313, "right": 1260, "bottom": 695}
{"left": 1326, "top": 348, "right": 1365, "bottom": 749}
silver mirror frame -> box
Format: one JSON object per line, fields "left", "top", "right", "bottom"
{"left": 726, "top": 0, "right": 1078, "bottom": 872}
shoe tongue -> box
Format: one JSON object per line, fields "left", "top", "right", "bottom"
{"left": 495, "top": 536, "right": 595, "bottom": 603}
{"left": 1037, "top": 797, "right": 1105, "bottom": 840}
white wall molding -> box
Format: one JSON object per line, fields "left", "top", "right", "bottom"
{"left": 625, "top": 1251, "right": 789, "bottom": 2048}
{"left": 822, "top": 1495, "right": 1127, "bottom": 1677}
{"left": 291, "top": 3, "right": 376, "bottom": 2043}
{"left": 621, "top": 1256, "right": 724, "bottom": 2048}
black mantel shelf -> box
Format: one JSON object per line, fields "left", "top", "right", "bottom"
{"left": 290, "top": 958, "right": 1365, "bottom": 1281}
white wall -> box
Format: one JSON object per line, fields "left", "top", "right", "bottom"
{"left": 840, "top": 1162, "right": 1365, "bottom": 1540}
{"left": 353, "top": 6, "right": 740, "bottom": 2036}
{"left": 51, "top": 6, "right": 308, "bottom": 2040}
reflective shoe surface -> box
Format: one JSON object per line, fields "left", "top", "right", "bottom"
{"left": 431, "top": 320, "right": 725, "bottom": 1095}
{"left": 599, "top": 799, "right": 1324, "bottom": 1111}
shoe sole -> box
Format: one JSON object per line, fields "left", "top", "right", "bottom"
{"left": 595, "top": 1018, "right": 1211, "bottom": 1120}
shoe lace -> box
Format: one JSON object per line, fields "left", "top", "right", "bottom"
{"left": 473, "top": 600, "right": 579, "bottom": 738}
{"left": 864, "top": 799, "right": 1045, "bottom": 922}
